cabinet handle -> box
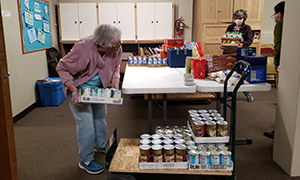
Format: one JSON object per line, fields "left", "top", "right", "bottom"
{"left": 75, "top": 21, "right": 77, "bottom": 24}
{"left": 113, "top": 21, "right": 116, "bottom": 23}
{"left": 218, "top": 10, "right": 221, "bottom": 13}
{"left": 151, "top": 21, "right": 154, "bottom": 23}
{"left": 156, "top": 21, "right": 158, "bottom": 23}
{"left": 118, "top": 21, "right": 120, "bottom": 24}
{"left": 80, "top": 21, "right": 82, "bottom": 24}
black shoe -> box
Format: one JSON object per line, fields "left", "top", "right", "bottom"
{"left": 264, "top": 130, "right": 274, "bottom": 139}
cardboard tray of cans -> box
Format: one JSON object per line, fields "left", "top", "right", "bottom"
{"left": 187, "top": 122, "right": 229, "bottom": 143}
{"left": 148, "top": 63, "right": 168, "bottom": 68}
{"left": 139, "top": 161, "right": 188, "bottom": 169}
{"left": 128, "top": 63, "right": 148, "bottom": 67}
{"left": 79, "top": 96, "right": 123, "bottom": 105}
{"left": 188, "top": 161, "right": 233, "bottom": 171}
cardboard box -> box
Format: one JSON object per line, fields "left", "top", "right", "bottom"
{"left": 139, "top": 162, "right": 188, "bottom": 169}
{"left": 78, "top": 96, "right": 123, "bottom": 105}
{"left": 164, "top": 38, "right": 184, "bottom": 46}
{"left": 245, "top": 65, "right": 267, "bottom": 84}
{"left": 188, "top": 162, "right": 233, "bottom": 171}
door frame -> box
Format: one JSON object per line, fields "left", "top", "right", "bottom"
{"left": 0, "top": 3, "right": 19, "bottom": 180}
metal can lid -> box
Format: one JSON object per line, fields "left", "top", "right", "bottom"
{"left": 211, "top": 113, "right": 221, "bottom": 117}
{"left": 181, "top": 126, "right": 188, "bottom": 130}
{"left": 192, "top": 117, "right": 202, "bottom": 121}
{"left": 214, "top": 117, "right": 224, "bottom": 121}
{"left": 151, "top": 145, "right": 162, "bottom": 150}
{"left": 190, "top": 113, "right": 200, "bottom": 117}
{"left": 187, "top": 145, "right": 197, "bottom": 150}
{"left": 163, "top": 134, "right": 173, "bottom": 139}
{"left": 163, "top": 144, "right": 174, "bottom": 150}
{"left": 140, "top": 139, "right": 150, "bottom": 144}
{"left": 205, "top": 121, "right": 216, "bottom": 125}
{"left": 189, "top": 149, "right": 199, "bottom": 155}
{"left": 194, "top": 120, "right": 205, "bottom": 126}
{"left": 151, "top": 134, "right": 162, "bottom": 139}
{"left": 185, "top": 140, "right": 195, "bottom": 146}
{"left": 165, "top": 129, "right": 173, "bottom": 134}
{"left": 208, "top": 109, "right": 218, "bottom": 113}
{"left": 200, "top": 150, "right": 210, "bottom": 156}
{"left": 203, "top": 116, "right": 213, "bottom": 121}
{"left": 188, "top": 110, "right": 198, "bottom": 114}
{"left": 140, "top": 134, "right": 151, "bottom": 139}
{"left": 139, "top": 145, "right": 151, "bottom": 150}
{"left": 200, "top": 113, "right": 210, "bottom": 117}
{"left": 217, "top": 120, "right": 228, "bottom": 125}
{"left": 175, "top": 139, "right": 185, "bottom": 144}
{"left": 163, "top": 139, "right": 173, "bottom": 144}
{"left": 151, "top": 139, "right": 162, "bottom": 145}
{"left": 198, "top": 109, "right": 208, "bottom": 113}
{"left": 221, "top": 150, "right": 232, "bottom": 155}
{"left": 175, "top": 144, "right": 186, "bottom": 150}
{"left": 211, "top": 150, "right": 220, "bottom": 155}
{"left": 173, "top": 133, "right": 183, "bottom": 139}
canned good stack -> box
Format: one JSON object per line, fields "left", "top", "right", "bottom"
{"left": 188, "top": 109, "right": 228, "bottom": 137}
{"left": 128, "top": 56, "right": 167, "bottom": 65}
{"left": 79, "top": 87, "right": 121, "bottom": 98}
{"left": 139, "top": 126, "right": 192, "bottom": 163}
{"left": 187, "top": 141, "right": 232, "bottom": 165}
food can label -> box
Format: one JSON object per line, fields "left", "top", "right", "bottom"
{"left": 91, "top": 88, "right": 98, "bottom": 97}
{"left": 189, "top": 154, "right": 199, "bottom": 164}
{"left": 221, "top": 154, "right": 232, "bottom": 164}
{"left": 165, "top": 155, "right": 174, "bottom": 162}
{"left": 211, "top": 154, "right": 220, "bottom": 164}
{"left": 200, "top": 155, "right": 210, "bottom": 164}
{"left": 80, "top": 87, "right": 91, "bottom": 96}
{"left": 112, "top": 90, "right": 122, "bottom": 98}
{"left": 154, "top": 155, "right": 163, "bottom": 162}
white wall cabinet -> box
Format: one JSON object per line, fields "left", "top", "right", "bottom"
{"left": 59, "top": 3, "right": 97, "bottom": 41}
{"left": 136, "top": 2, "right": 173, "bottom": 40}
{"left": 98, "top": 3, "right": 135, "bottom": 40}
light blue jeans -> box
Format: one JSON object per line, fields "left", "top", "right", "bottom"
{"left": 67, "top": 90, "right": 107, "bottom": 162}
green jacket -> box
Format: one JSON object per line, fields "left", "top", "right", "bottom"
{"left": 273, "top": 19, "right": 283, "bottom": 66}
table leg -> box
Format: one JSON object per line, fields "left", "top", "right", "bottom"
{"left": 163, "top": 94, "right": 167, "bottom": 126}
{"left": 148, "top": 94, "right": 152, "bottom": 134}
{"left": 216, "top": 92, "right": 221, "bottom": 112}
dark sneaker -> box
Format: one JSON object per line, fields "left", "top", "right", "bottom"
{"left": 264, "top": 130, "right": 274, "bottom": 139}
{"left": 93, "top": 147, "right": 105, "bottom": 154}
{"left": 78, "top": 161, "right": 103, "bottom": 174}
{"left": 246, "top": 94, "right": 254, "bottom": 102}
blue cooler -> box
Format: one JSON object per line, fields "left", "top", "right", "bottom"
{"left": 242, "top": 56, "right": 267, "bottom": 84}
{"left": 167, "top": 48, "right": 192, "bottom": 67}
{"left": 37, "top": 77, "right": 66, "bottom": 106}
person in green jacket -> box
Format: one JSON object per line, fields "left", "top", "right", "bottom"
{"left": 264, "top": 1, "right": 285, "bottom": 139}
{"left": 273, "top": 1, "right": 285, "bottom": 72}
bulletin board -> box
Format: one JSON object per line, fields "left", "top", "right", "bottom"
{"left": 18, "top": 0, "right": 52, "bottom": 53}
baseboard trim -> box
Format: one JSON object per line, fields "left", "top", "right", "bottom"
{"left": 13, "top": 101, "right": 38, "bottom": 124}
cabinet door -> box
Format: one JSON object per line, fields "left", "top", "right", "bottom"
{"left": 154, "top": 3, "right": 173, "bottom": 39}
{"left": 234, "top": 0, "right": 263, "bottom": 23}
{"left": 98, "top": 3, "right": 117, "bottom": 25}
{"left": 78, "top": 3, "right": 97, "bottom": 39}
{"left": 202, "top": 0, "right": 218, "bottom": 23}
{"left": 218, "top": 0, "right": 233, "bottom": 23}
{"left": 59, "top": 3, "right": 80, "bottom": 41}
{"left": 245, "top": 0, "right": 262, "bottom": 22}
{"left": 117, "top": 3, "right": 136, "bottom": 40}
{"left": 136, "top": 3, "right": 155, "bottom": 40}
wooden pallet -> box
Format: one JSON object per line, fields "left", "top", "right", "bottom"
{"left": 109, "top": 138, "right": 232, "bottom": 175}
{"left": 144, "top": 92, "right": 215, "bottom": 101}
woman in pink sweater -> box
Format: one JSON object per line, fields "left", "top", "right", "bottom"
{"left": 56, "top": 24, "right": 122, "bottom": 174}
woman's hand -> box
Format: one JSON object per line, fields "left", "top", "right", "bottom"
{"left": 72, "top": 91, "right": 79, "bottom": 106}
{"left": 238, "top": 43, "right": 243, "bottom": 47}
{"left": 112, "top": 82, "right": 119, "bottom": 90}
{"left": 220, "top": 45, "right": 225, "bottom": 50}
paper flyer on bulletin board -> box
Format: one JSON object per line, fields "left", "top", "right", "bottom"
{"left": 18, "top": 0, "right": 52, "bottom": 53}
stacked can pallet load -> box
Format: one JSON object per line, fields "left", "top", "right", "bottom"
{"left": 139, "top": 125, "right": 193, "bottom": 163}
{"left": 188, "top": 109, "right": 228, "bottom": 138}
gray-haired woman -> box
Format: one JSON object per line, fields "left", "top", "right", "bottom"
{"left": 56, "top": 24, "right": 122, "bottom": 174}
{"left": 220, "top": 9, "right": 254, "bottom": 102}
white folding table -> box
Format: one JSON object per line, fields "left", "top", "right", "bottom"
{"left": 122, "top": 65, "right": 196, "bottom": 133}
{"left": 176, "top": 68, "right": 272, "bottom": 111}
